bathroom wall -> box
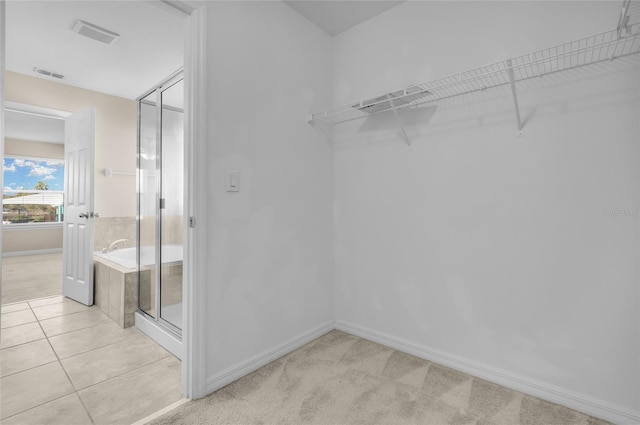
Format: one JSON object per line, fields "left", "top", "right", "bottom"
{"left": 332, "top": 1, "right": 639, "bottom": 421}
{"left": 94, "top": 217, "right": 136, "bottom": 252}
{"left": 201, "top": 1, "right": 334, "bottom": 387}
{"left": 5, "top": 71, "right": 137, "bottom": 218}
{"left": 5, "top": 72, "right": 137, "bottom": 256}
{"left": 3, "top": 227, "right": 62, "bottom": 255}
{"left": 2, "top": 138, "right": 64, "bottom": 254}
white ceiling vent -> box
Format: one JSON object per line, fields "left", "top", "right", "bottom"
{"left": 72, "top": 20, "right": 120, "bottom": 45}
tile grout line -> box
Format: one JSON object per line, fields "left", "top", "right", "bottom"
{"left": 1, "top": 299, "right": 95, "bottom": 332}
{"left": 0, "top": 393, "right": 81, "bottom": 423}
{"left": 0, "top": 320, "right": 39, "bottom": 330}
{"left": 30, "top": 301, "right": 96, "bottom": 322}
{"left": 32, "top": 302, "right": 98, "bottom": 425}
{"left": 3, "top": 302, "right": 161, "bottom": 361}
{"left": 0, "top": 359, "right": 59, "bottom": 379}
{"left": 1, "top": 311, "right": 109, "bottom": 337}
{"left": 1, "top": 294, "right": 64, "bottom": 309}
{"left": 56, "top": 330, "right": 145, "bottom": 361}
{"left": 39, "top": 302, "right": 173, "bottom": 422}
{"left": 36, "top": 310, "right": 112, "bottom": 337}
{"left": 0, "top": 334, "right": 47, "bottom": 351}
{"left": 0, "top": 328, "right": 142, "bottom": 376}
{"left": 3, "top": 293, "right": 181, "bottom": 425}
{"left": 0, "top": 306, "right": 31, "bottom": 314}
{"left": 74, "top": 352, "right": 174, "bottom": 394}
{"left": 43, "top": 315, "right": 123, "bottom": 339}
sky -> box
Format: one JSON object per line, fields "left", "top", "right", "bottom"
{"left": 3, "top": 158, "right": 65, "bottom": 192}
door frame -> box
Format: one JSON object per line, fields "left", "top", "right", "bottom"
{"left": 3, "top": 102, "right": 72, "bottom": 294}
{"left": 172, "top": 0, "right": 208, "bottom": 400}
{"left": 0, "top": 0, "right": 209, "bottom": 400}
{"left": 1, "top": 0, "right": 6, "bottom": 306}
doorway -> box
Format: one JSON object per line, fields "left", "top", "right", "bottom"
{"left": 2, "top": 0, "right": 208, "bottom": 405}
{"left": 2, "top": 103, "right": 69, "bottom": 304}
{"left": 2, "top": 102, "right": 98, "bottom": 307}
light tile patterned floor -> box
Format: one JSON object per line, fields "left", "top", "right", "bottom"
{"left": 0, "top": 295, "right": 182, "bottom": 425}
{"left": 1, "top": 253, "right": 63, "bottom": 304}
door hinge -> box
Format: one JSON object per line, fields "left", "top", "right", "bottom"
{"left": 159, "top": 198, "right": 166, "bottom": 209}
{"left": 189, "top": 216, "right": 196, "bottom": 228}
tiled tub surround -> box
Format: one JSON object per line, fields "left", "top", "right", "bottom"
{"left": 94, "top": 257, "right": 138, "bottom": 328}
{"left": 140, "top": 261, "right": 183, "bottom": 322}
{"left": 94, "top": 215, "right": 184, "bottom": 327}
{"left": 94, "top": 246, "right": 183, "bottom": 328}
{"left": 93, "top": 217, "right": 136, "bottom": 252}
{"left": 92, "top": 216, "right": 136, "bottom": 327}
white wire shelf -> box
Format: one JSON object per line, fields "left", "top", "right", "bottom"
{"left": 309, "top": 22, "right": 640, "bottom": 131}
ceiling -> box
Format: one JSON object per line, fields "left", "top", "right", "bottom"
{"left": 4, "top": 0, "right": 402, "bottom": 145}
{"left": 5, "top": 0, "right": 185, "bottom": 101}
{"left": 5, "top": 0, "right": 402, "bottom": 105}
{"left": 284, "top": 1, "right": 403, "bottom": 36}
{"left": 5, "top": 110, "right": 65, "bottom": 144}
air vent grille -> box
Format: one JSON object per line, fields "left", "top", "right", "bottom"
{"left": 33, "top": 68, "right": 64, "bottom": 79}
{"left": 72, "top": 20, "right": 120, "bottom": 45}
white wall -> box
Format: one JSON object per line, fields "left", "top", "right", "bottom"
{"left": 202, "top": 1, "right": 334, "bottom": 384}
{"left": 6, "top": 72, "right": 137, "bottom": 218}
{"left": 332, "top": 1, "right": 639, "bottom": 421}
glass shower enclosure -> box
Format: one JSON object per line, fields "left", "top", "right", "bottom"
{"left": 137, "top": 71, "right": 184, "bottom": 337}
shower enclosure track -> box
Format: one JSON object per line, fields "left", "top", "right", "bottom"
{"left": 309, "top": 7, "right": 640, "bottom": 145}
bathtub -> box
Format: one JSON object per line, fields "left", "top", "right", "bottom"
{"left": 94, "top": 245, "right": 183, "bottom": 270}
{"left": 93, "top": 244, "right": 183, "bottom": 328}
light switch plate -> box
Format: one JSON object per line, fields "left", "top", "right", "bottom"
{"left": 225, "top": 169, "right": 239, "bottom": 192}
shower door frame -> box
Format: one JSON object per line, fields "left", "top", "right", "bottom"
{"left": 137, "top": 69, "right": 184, "bottom": 338}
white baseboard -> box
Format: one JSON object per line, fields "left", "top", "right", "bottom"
{"left": 205, "top": 320, "right": 334, "bottom": 394}
{"left": 335, "top": 320, "right": 639, "bottom": 425}
{"left": 2, "top": 248, "right": 62, "bottom": 257}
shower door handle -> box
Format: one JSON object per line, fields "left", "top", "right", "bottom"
{"left": 79, "top": 212, "right": 89, "bottom": 219}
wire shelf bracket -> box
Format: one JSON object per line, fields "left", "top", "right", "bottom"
{"left": 388, "top": 96, "right": 412, "bottom": 146}
{"left": 618, "top": 0, "right": 640, "bottom": 38}
{"left": 309, "top": 5, "right": 640, "bottom": 144}
{"left": 506, "top": 59, "right": 523, "bottom": 135}
{"left": 309, "top": 116, "right": 334, "bottom": 146}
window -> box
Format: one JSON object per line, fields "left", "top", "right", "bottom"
{"left": 3, "top": 157, "right": 65, "bottom": 225}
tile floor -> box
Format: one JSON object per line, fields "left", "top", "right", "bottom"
{"left": 1, "top": 253, "right": 63, "bottom": 305}
{"left": 0, "top": 295, "right": 182, "bottom": 425}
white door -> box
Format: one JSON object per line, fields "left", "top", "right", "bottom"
{"left": 63, "top": 108, "right": 95, "bottom": 306}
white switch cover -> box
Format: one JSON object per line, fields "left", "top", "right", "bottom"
{"left": 226, "top": 169, "right": 240, "bottom": 192}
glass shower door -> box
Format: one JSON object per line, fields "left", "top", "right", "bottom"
{"left": 159, "top": 78, "right": 184, "bottom": 331}
{"left": 138, "top": 90, "right": 158, "bottom": 319}
{"left": 137, "top": 72, "right": 183, "bottom": 334}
